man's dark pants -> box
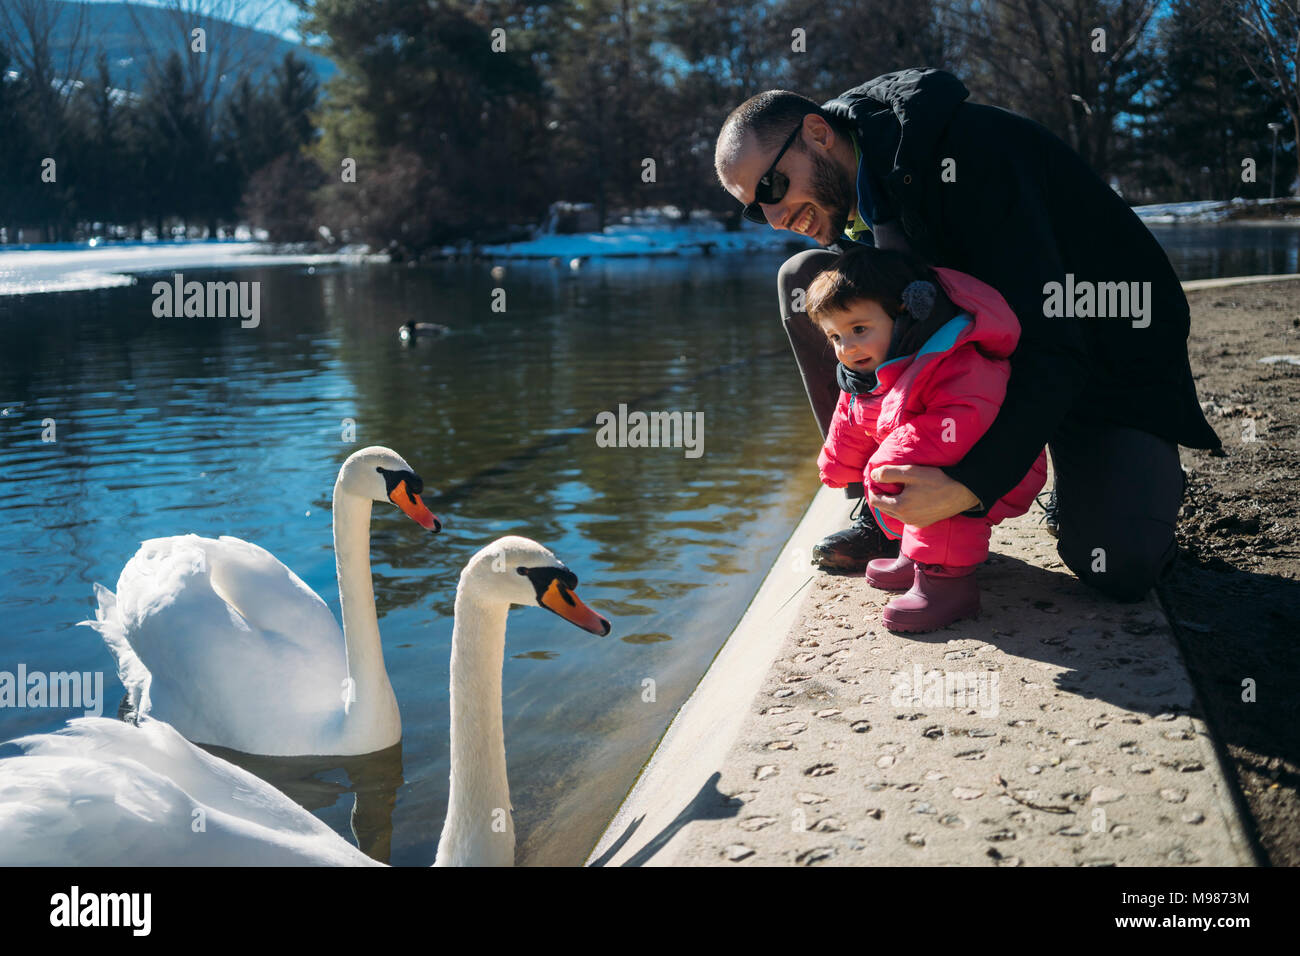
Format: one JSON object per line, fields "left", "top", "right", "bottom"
{"left": 779, "top": 248, "right": 1184, "bottom": 602}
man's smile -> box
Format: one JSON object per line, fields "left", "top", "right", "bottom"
{"left": 790, "top": 205, "right": 816, "bottom": 236}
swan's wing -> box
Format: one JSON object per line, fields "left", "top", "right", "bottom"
{"left": 0, "top": 718, "right": 381, "bottom": 866}
{"left": 207, "top": 535, "right": 344, "bottom": 646}
{"left": 117, "top": 534, "right": 342, "bottom": 656}
{"left": 80, "top": 582, "right": 153, "bottom": 718}
{"left": 107, "top": 535, "right": 348, "bottom": 748}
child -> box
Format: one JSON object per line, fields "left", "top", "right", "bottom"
{"left": 808, "top": 246, "right": 1047, "bottom": 633}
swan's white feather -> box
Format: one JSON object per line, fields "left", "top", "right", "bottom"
{"left": 84, "top": 582, "right": 152, "bottom": 718}
{"left": 0, "top": 717, "right": 380, "bottom": 866}
{"left": 85, "top": 534, "right": 351, "bottom": 755}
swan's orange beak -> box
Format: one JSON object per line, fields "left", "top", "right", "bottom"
{"left": 390, "top": 482, "right": 441, "bottom": 532}
{"left": 540, "top": 579, "right": 611, "bottom": 636}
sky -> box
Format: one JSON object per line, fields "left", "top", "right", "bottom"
{"left": 81, "top": 0, "right": 307, "bottom": 43}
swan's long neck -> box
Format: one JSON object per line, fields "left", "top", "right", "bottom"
{"left": 332, "top": 486, "right": 389, "bottom": 713}
{"left": 435, "top": 581, "right": 514, "bottom": 867}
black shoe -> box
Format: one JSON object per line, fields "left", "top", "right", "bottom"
{"left": 811, "top": 497, "right": 900, "bottom": 572}
{"left": 1036, "top": 486, "right": 1060, "bottom": 538}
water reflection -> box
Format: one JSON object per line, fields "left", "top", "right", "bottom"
{"left": 621, "top": 632, "right": 673, "bottom": 645}
{"left": 202, "top": 741, "right": 405, "bottom": 863}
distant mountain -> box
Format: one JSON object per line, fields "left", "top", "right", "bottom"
{"left": 39, "top": 0, "right": 336, "bottom": 92}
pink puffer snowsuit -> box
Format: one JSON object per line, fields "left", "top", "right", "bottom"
{"left": 818, "top": 267, "right": 1048, "bottom": 568}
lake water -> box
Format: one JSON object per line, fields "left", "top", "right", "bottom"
{"left": 0, "top": 255, "right": 823, "bottom": 865}
{"left": 1148, "top": 223, "right": 1300, "bottom": 280}
{"left": 0, "top": 222, "right": 1294, "bottom": 866}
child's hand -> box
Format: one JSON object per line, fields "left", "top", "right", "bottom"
{"left": 866, "top": 469, "right": 904, "bottom": 496}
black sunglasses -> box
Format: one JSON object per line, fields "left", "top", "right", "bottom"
{"left": 742, "top": 121, "right": 805, "bottom": 224}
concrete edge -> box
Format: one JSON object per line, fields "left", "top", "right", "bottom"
{"left": 585, "top": 485, "right": 852, "bottom": 866}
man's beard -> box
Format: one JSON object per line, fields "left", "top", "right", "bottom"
{"left": 806, "top": 146, "right": 856, "bottom": 244}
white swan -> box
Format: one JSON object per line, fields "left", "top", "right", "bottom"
{"left": 434, "top": 536, "right": 610, "bottom": 866}
{"left": 0, "top": 716, "right": 382, "bottom": 866}
{"left": 82, "top": 446, "right": 441, "bottom": 757}
{"left": 0, "top": 537, "right": 608, "bottom": 868}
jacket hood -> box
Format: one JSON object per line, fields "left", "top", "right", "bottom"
{"left": 933, "top": 267, "right": 1021, "bottom": 358}
{"left": 871, "top": 266, "right": 1022, "bottom": 393}
{"left": 820, "top": 69, "right": 969, "bottom": 181}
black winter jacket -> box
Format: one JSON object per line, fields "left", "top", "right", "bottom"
{"left": 820, "top": 68, "right": 1221, "bottom": 512}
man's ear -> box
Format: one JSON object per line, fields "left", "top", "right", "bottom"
{"left": 803, "top": 112, "right": 836, "bottom": 151}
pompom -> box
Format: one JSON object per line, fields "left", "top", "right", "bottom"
{"left": 901, "top": 280, "right": 936, "bottom": 320}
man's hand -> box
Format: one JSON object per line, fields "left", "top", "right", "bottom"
{"left": 868, "top": 464, "right": 981, "bottom": 528}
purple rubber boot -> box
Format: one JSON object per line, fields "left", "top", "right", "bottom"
{"left": 866, "top": 553, "right": 916, "bottom": 591}
{"left": 882, "top": 563, "right": 980, "bottom": 633}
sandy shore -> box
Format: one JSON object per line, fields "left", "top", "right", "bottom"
{"left": 589, "top": 487, "right": 1253, "bottom": 866}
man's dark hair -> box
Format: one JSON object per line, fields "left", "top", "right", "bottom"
{"left": 805, "top": 246, "right": 938, "bottom": 322}
{"left": 714, "top": 90, "right": 829, "bottom": 185}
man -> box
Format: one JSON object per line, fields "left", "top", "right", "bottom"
{"left": 714, "top": 68, "right": 1221, "bottom": 601}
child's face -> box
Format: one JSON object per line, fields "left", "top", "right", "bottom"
{"left": 818, "top": 299, "right": 894, "bottom": 373}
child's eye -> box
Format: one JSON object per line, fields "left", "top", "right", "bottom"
{"left": 853, "top": 326, "right": 867, "bottom": 335}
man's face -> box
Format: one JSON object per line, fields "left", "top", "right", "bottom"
{"left": 720, "top": 115, "right": 857, "bottom": 246}
{"left": 817, "top": 299, "right": 894, "bottom": 372}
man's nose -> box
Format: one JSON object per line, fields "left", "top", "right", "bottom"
{"left": 765, "top": 201, "right": 791, "bottom": 229}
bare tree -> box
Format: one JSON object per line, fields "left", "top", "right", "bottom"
{"left": 1229, "top": 0, "right": 1300, "bottom": 193}
{"left": 773, "top": 0, "right": 954, "bottom": 101}
{"left": 126, "top": 0, "right": 283, "bottom": 141}
{"left": 0, "top": 0, "right": 94, "bottom": 237}
{"left": 125, "top": 1, "right": 287, "bottom": 236}
{"left": 941, "top": 0, "right": 1161, "bottom": 178}
{"left": 0, "top": 0, "right": 92, "bottom": 135}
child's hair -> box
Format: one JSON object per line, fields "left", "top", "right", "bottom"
{"left": 805, "top": 245, "right": 938, "bottom": 323}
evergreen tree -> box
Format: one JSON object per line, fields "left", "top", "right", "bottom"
{"left": 0, "top": 44, "right": 33, "bottom": 239}
{"left": 1139, "top": 0, "right": 1288, "bottom": 201}
{"left": 138, "top": 51, "right": 207, "bottom": 235}
{"left": 301, "top": 0, "right": 548, "bottom": 244}
{"left": 231, "top": 52, "right": 325, "bottom": 242}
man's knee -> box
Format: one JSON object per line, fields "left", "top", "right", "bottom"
{"left": 777, "top": 248, "right": 840, "bottom": 321}
{"left": 1057, "top": 523, "right": 1177, "bottom": 602}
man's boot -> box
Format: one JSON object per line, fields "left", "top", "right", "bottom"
{"left": 1037, "top": 486, "right": 1060, "bottom": 538}
{"left": 812, "top": 490, "right": 900, "bottom": 572}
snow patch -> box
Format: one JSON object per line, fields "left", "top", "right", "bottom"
{"left": 481, "top": 213, "right": 816, "bottom": 260}
{"left": 0, "top": 241, "right": 381, "bottom": 297}
{"left": 1133, "top": 197, "right": 1298, "bottom": 225}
